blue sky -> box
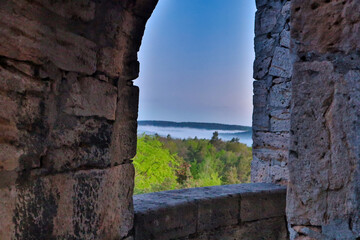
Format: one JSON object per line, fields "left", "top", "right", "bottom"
{"left": 136, "top": 0, "right": 256, "bottom": 126}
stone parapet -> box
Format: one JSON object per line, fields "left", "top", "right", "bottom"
{"left": 134, "top": 183, "right": 288, "bottom": 240}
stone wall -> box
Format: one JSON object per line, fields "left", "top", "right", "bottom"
{"left": 134, "top": 183, "right": 288, "bottom": 240}
{"left": 252, "top": 0, "right": 292, "bottom": 185}
{"left": 287, "top": 0, "right": 360, "bottom": 239}
{"left": 0, "top": 0, "right": 158, "bottom": 239}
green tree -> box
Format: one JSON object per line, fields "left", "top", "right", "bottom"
{"left": 133, "top": 135, "right": 179, "bottom": 194}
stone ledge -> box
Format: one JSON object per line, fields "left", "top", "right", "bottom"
{"left": 134, "top": 183, "right": 287, "bottom": 240}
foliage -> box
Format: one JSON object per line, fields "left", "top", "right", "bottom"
{"left": 133, "top": 133, "right": 252, "bottom": 194}
{"left": 133, "top": 135, "right": 179, "bottom": 194}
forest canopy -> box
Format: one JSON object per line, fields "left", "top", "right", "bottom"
{"left": 133, "top": 133, "right": 252, "bottom": 195}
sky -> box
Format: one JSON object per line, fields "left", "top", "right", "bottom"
{"left": 136, "top": 0, "right": 256, "bottom": 126}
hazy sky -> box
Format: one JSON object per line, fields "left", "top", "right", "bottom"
{"left": 136, "top": 0, "right": 256, "bottom": 126}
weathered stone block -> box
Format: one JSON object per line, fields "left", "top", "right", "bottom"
{"left": 197, "top": 195, "right": 239, "bottom": 232}
{"left": 292, "top": 0, "right": 360, "bottom": 54}
{"left": 0, "top": 3, "right": 97, "bottom": 74}
{"left": 270, "top": 117, "right": 290, "bottom": 132}
{"left": 134, "top": 192, "right": 197, "bottom": 240}
{"left": 253, "top": 80, "right": 268, "bottom": 95}
{"left": 255, "top": 7, "right": 279, "bottom": 35}
{"left": 270, "top": 108, "right": 290, "bottom": 120}
{"left": 251, "top": 156, "right": 288, "bottom": 185}
{"left": 253, "top": 148, "right": 288, "bottom": 163}
{"left": 254, "top": 34, "right": 277, "bottom": 58}
{"left": 118, "top": 83, "right": 140, "bottom": 121}
{"left": 0, "top": 164, "right": 134, "bottom": 239}
{"left": 0, "top": 66, "right": 45, "bottom": 93}
{"left": 111, "top": 120, "right": 138, "bottom": 165}
{"left": 253, "top": 107, "right": 270, "bottom": 131}
{"left": 44, "top": 117, "right": 114, "bottom": 171}
{"left": 253, "top": 132, "right": 289, "bottom": 150}
{"left": 192, "top": 217, "right": 288, "bottom": 240}
{"left": 288, "top": 60, "right": 360, "bottom": 229}
{"left": 280, "top": 29, "right": 290, "bottom": 48}
{"left": 253, "top": 91, "right": 267, "bottom": 108}
{"left": 269, "top": 47, "right": 292, "bottom": 78}
{"left": 251, "top": 156, "right": 270, "bottom": 183}
{"left": 63, "top": 76, "right": 117, "bottom": 120}
{"left": 269, "top": 81, "right": 291, "bottom": 108}
{"left": 97, "top": 47, "right": 140, "bottom": 80}
{"left": 36, "top": 0, "right": 96, "bottom": 22}
{"left": 240, "top": 188, "right": 286, "bottom": 222}
{"left": 253, "top": 56, "right": 271, "bottom": 80}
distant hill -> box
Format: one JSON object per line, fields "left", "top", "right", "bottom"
{"left": 138, "top": 120, "right": 252, "bottom": 131}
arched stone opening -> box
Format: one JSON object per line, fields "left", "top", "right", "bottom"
{"left": 1, "top": 0, "right": 360, "bottom": 239}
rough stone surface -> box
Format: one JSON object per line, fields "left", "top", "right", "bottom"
{"left": 288, "top": 1, "right": 360, "bottom": 239}
{"left": 0, "top": 164, "right": 135, "bottom": 240}
{"left": 0, "top": 0, "right": 158, "bottom": 239}
{"left": 252, "top": 0, "right": 291, "bottom": 185}
{"left": 134, "top": 183, "right": 287, "bottom": 240}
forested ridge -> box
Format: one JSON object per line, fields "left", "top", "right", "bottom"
{"left": 138, "top": 120, "right": 252, "bottom": 131}
{"left": 133, "top": 132, "right": 252, "bottom": 194}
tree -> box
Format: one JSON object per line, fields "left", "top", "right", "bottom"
{"left": 133, "top": 135, "right": 179, "bottom": 194}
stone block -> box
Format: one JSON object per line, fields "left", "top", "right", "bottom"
{"left": 36, "top": 0, "right": 96, "bottom": 22}
{"left": 270, "top": 108, "right": 290, "bottom": 120}
{"left": 134, "top": 192, "right": 197, "bottom": 240}
{"left": 254, "top": 34, "right": 277, "bottom": 58}
{"left": 292, "top": 0, "right": 360, "bottom": 53}
{"left": 253, "top": 148, "right": 288, "bottom": 163}
{"left": 253, "top": 91, "right": 267, "bottom": 108}
{"left": 118, "top": 83, "right": 140, "bottom": 121}
{"left": 280, "top": 29, "right": 290, "bottom": 48}
{"left": 0, "top": 66, "right": 45, "bottom": 94}
{"left": 0, "top": 164, "right": 134, "bottom": 239}
{"left": 255, "top": 8, "right": 279, "bottom": 35}
{"left": 251, "top": 156, "right": 288, "bottom": 184}
{"left": 288, "top": 61, "right": 341, "bottom": 225}
{"left": 97, "top": 47, "right": 139, "bottom": 80}
{"left": 45, "top": 117, "right": 113, "bottom": 171}
{"left": 0, "top": 4, "right": 97, "bottom": 74}
{"left": 253, "top": 80, "right": 268, "bottom": 95}
{"left": 240, "top": 188, "right": 286, "bottom": 222}
{"left": 63, "top": 76, "right": 117, "bottom": 120}
{"left": 272, "top": 77, "right": 288, "bottom": 84}
{"left": 253, "top": 132, "right": 289, "bottom": 150}
{"left": 270, "top": 117, "right": 290, "bottom": 132}
{"left": 192, "top": 217, "right": 288, "bottom": 240}
{"left": 269, "top": 81, "right": 292, "bottom": 108}
{"left": 253, "top": 56, "right": 271, "bottom": 80}
{"left": 197, "top": 195, "right": 239, "bottom": 232}
{"left": 269, "top": 47, "right": 292, "bottom": 78}
{"left": 252, "top": 107, "right": 269, "bottom": 131}
{"left": 110, "top": 120, "right": 138, "bottom": 164}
